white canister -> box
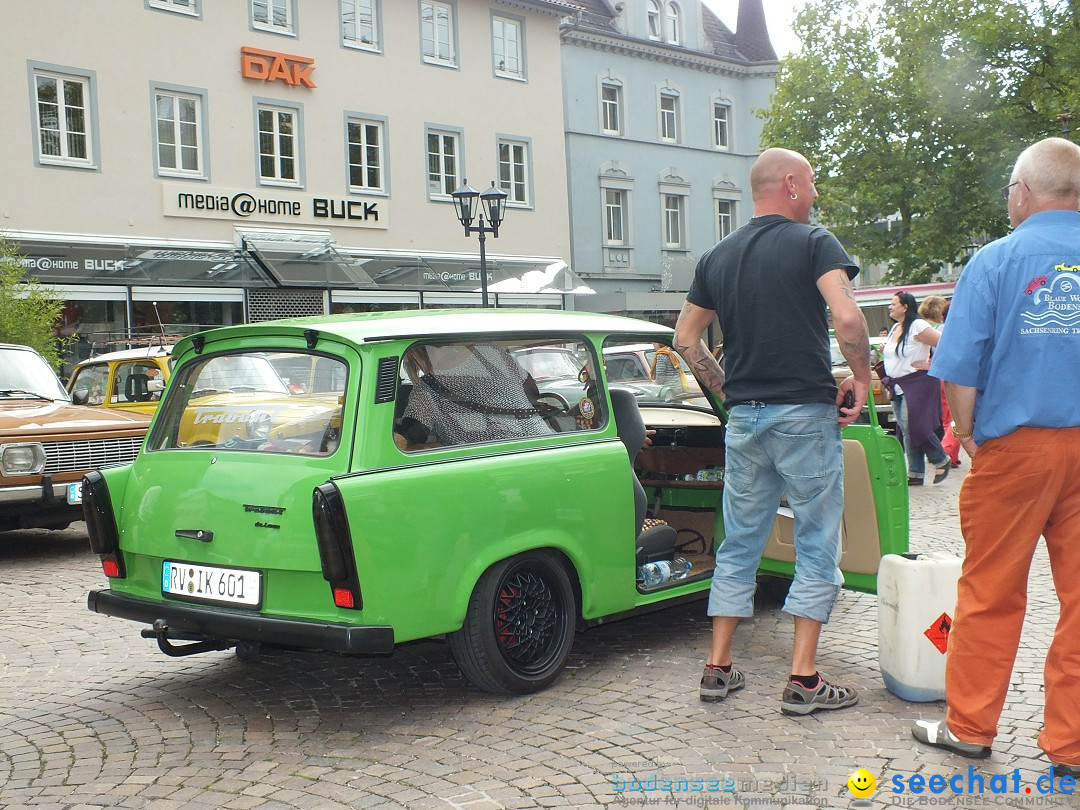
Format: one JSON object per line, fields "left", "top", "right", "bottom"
{"left": 877, "top": 551, "right": 963, "bottom": 702}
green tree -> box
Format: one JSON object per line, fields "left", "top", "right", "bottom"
{"left": 0, "top": 236, "right": 69, "bottom": 369}
{"left": 760, "top": 0, "right": 1078, "bottom": 283}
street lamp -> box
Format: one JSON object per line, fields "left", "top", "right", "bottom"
{"left": 450, "top": 180, "right": 508, "bottom": 307}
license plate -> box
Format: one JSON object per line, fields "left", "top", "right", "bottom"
{"left": 162, "top": 561, "right": 261, "bottom": 607}
{"left": 67, "top": 482, "right": 82, "bottom": 504}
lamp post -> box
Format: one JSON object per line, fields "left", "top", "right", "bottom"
{"left": 450, "top": 180, "right": 508, "bottom": 307}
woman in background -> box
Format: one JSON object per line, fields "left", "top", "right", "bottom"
{"left": 883, "top": 292, "right": 951, "bottom": 485}
{"left": 916, "top": 295, "right": 960, "bottom": 467}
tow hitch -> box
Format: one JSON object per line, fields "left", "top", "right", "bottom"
{"left": 142, "top": 619, "right": 232, "bottom": 657}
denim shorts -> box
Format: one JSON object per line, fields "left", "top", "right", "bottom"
{"left": 708, "top": 402, "right": 845, "bottom": 624}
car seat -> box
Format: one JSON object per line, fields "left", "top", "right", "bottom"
{"left": 609, "top": 388, "right": 677, "bottom": 564}
{"left": 124, "top": 373, "right": 151, "bottom": 403}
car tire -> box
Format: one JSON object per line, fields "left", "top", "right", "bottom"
{"left": 448, "top": 550, "right": 577, "bottom": 695}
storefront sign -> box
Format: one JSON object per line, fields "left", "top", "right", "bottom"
{"left": 162, "top": 184, "right": 388, "bottom": 229}
{"left": 240, "top": 46, "right": 316, "bottom": 88}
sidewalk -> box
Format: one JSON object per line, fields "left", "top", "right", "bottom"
{"left": 0, "top": 459, "right": 1066, "bottom": 810}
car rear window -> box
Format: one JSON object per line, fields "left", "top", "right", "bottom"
{"left": 147, "top": 351, "right": 346, "bottom": 455}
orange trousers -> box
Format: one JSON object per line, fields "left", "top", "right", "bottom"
{"left": 946, "top": 427, "right": 1080, "bottom": 765}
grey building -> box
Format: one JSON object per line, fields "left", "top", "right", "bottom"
{"left": 561, "top": 0, "right": 778, "bottom": 323}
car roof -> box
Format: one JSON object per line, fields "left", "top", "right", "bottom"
{"left": 173, "top": 309, "right": 673, "bottom": 354}
{"left": 75, "top": 346, "right": 174, "bottom": 366}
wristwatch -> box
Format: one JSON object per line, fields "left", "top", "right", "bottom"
{"left": 951, "top": 423, "right": 974, "bottom": 439}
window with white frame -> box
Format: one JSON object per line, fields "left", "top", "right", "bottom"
{"left": 498, "top": 139, "right": 529, "bottom": 205}
{"left": 713, "top": 101, "right": 731, "bottom": 149}
{"left": 665, "top": 2, "right": 681, "bottom": 45}
{"left": 647, "top": 0, "right": 661, "bottom": 40}
{"left": 148, "top": 0, "right": 198, "bottom": 16}
{"left": 492, "top": 15, "right": 523, "bottom": 79}
{"left": 252, "top": 0, "right": 293, "bottom": 33}
{"left": 601, "top": 82, "right": 623, "bottom": 135}
{"left": 342, "top": 0, "right": 379, "bottom": 49}
{"left": 427, "top": 129, "right": 459, "bottom": 197}
{"left": 660, "top": 92, "right": 679, "bottom": 141}
{"left": 258, "top": 104, "right": 299, "bottom": 184}
{"left": 663, "top": 194, "right": 685, "bottom": 248}
{"left": 604, "top": 189, "right": 627, "bottom": 245}
{"left": 347, "top": 117, "right": 384, "bottom": 192}
{"left": 715, "top": 199, "right": 735, "bottom": 240}
{"left": 421, "top": 1, "right": 456, "bottom": 66}
{"left": 154, "top": 90, "right": 203, "bottom": 177}
{"left": 33, "top": 70, "right": 93, "bottom": 167}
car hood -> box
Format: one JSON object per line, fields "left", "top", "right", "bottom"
{"left": 0, "top": 399, "right": 151, "bottom": 436}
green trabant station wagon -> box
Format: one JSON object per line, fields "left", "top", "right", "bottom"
{"left": 85, "top": 310, "right": 908, "bottom": 694}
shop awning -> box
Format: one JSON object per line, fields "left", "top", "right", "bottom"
{"left": 10, "top": 229, "right": 591, "bottom": 295}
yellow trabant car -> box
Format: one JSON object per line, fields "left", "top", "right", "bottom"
{"left": 68, "top": 346, "right": 174, "bottom": 415}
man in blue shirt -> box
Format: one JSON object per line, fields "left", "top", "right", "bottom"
{"left": 912, "top": 137, "right": 1080, "bottom": 779}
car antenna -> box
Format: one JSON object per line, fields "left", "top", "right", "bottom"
{"left": 151, "top": 301, "right": 167, "bottom": 345}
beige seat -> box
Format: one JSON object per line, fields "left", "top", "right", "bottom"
{"left": 761, "top": 439, "right": 881, "bottom": 576}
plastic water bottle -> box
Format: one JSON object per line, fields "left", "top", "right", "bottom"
{"left": 637, "top": 557, "right": 692, "bottom": 588}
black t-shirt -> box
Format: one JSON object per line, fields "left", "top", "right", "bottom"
{"left": 686, "top": 214, "right": 859, "bottom": 405}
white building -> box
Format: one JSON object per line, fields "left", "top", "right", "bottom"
{"left": 0, "top": 0, "right": 585, "bottom": 370}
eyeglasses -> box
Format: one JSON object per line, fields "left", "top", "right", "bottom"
{"left": 1001, "top": 181, "right": 1020, "bottom": 202}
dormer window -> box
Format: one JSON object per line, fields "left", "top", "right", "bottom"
{"left": 665, "top": 2, "right": 681, "bottom": 45}
{"left": 647, "top": 1, "right": 661, "bottom": 40}
{"left": 648, "top": 1, "right": 681, "bottom": 45}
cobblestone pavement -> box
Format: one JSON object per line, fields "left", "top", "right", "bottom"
{"left": 0, "top": 461, "right": 1067, "bottom": 810}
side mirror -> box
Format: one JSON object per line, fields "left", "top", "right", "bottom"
{"left": 72, "top": 388, "right": 89, "bottom": 405}
{"left": 147, "top": 378, "right": 165, "bottom": 392}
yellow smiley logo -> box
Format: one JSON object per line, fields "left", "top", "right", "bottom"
{"left": 847, "top": 768, "right": 876, "bottom": 798}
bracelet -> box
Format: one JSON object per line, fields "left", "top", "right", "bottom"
{"left": 951, "top": 425, "right": 974, "bottom": 439}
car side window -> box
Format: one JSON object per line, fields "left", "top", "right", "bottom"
{"left": 394, "top": 338, "right": 603, "bottom": 451}
{"left": 71, "top": 365, "right": 110, "bottom": 405}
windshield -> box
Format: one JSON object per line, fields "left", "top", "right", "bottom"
{"left": 513, "top": 348, "right": 582, "bottom": 380}
{"left": 0, "top": 347, "right": 69, "bottom": 401}
{"left": 147, "top": 351, "right": 346, "bottom": 455}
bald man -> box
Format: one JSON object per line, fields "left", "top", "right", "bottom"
{"left": 912, "top": 138, "right": 1080, "bottom": 778}
{"left": 674, "top": 147, "right": 870, "bottom": 715}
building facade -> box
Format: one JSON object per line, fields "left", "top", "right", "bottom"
{"left": 560, "top": 0, "right": 778, "bottom": 323}
{"left": 1, "top": 0, "right": 584, "bottom": 372}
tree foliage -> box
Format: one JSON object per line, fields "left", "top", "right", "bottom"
{"left": 760, "top": 0, "right": 1080, "bottom": 283}
{"left": 0, "top": 236, "right": 69, "bottom": 370}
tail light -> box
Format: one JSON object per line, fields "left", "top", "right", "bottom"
{"left": 83, "top": 470, "right": 125, "bottom": 578}
{"left": 312, "top": 482, "right": 362, "bottom": 609}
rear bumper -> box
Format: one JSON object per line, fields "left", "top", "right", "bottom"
{"left": 87, "top": 589, "right": 395, "bottom": 655}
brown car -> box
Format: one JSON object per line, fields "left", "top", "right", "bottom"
{"left": 0, "top": 344, "right": 150, "bottom": 531}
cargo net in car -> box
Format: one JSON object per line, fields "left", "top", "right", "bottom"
{"left": 246, "top": 289, "right": 326, "bottom": 322}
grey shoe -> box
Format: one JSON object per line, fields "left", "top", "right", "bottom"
{"left": 1052, "top": 761, "right": 1080, "bottom": 778}
{"left": 780, "top": 675, "right": 858, "bottom": 715}
{"left": 699, "top": 664, "right": 745, "bottom": 701}
{"left": 912, "top": 719, "right": 991, "bottom": 758}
